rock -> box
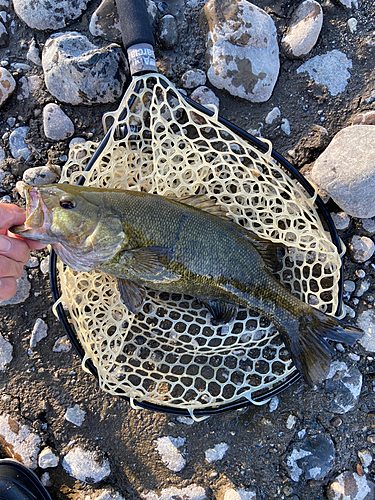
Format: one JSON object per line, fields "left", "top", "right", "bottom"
{"left": 17, "top": 76, "right": 30, "bottom": 100}
{"left": 43, "top": 103, "right": 74, "bottom": 141}
{"left": 0, "top": 20, "right": 8, "bottom": 46}
{"left": 64, "top": 404, "right": 86, "bottom": 426}
{"left": 286, "top": 434, "right": 335, "bottom": 482}
{"left": 297, "top": 50, "right": 352, "bottom": 96}
{"left": 0, "top": 414, "right": 41, "bottom": 469}
{"left": 348, "top": 18, "right": 358, "bottom": 33}
{"left": 205, "top": 442, "right": 228, "bottom": 463}
{"left": 13, "top": 0, "right": 90, "bottom": 31}
{"left": 286, "top": 415, "right": 297, "bottom": 430}
{"left": 23, "top": 165, "right": 59, "bottom": 186}
{"left": 0, "top": 145, "right": 5, "bottom": 164}
{"left": 352, "top": 110, "right": 375, "bottom": 125}
{"left": 331, "top": 212, "right": 350, "bottom": 231}
{"left": 265, "top": 107, "right": 280, "bottom": 124}
{"left": 9, "top": 127, "right": 32, "bottom": 161}
{"left": 0, "top": 67, "right": 16, "bottom": 107}
{"left": 52, "top": 335, "right": 72, "bottom": 352}
{"left": 357, "top": 310, "right": 375, "bottom": 351}
{"left": 26, "top": 256, "right": 39, "bottom": 268}
{"left": 181, "top": 69, "right": 206, "bottom": 89}
{"left": 281, "top": 118, "right": 291, "bottom": 135}
{"left": 159, "top": 14, "right": 178, "bottom": 49}
{"left": 222, "top": 488, "right": 256, "bottom": 500}
{"left": 38, "top": 447, "right": 59, "bottom": 468}
{"left": 269, "top": 396, "right": 279, "bottom": 412}
{"left": 358, "top": 450, "right": 373, "bottom": 469}
{"left": 40, "top": 256, "right": 49, "bottom": 274}
{"left": 89, "top": 0, "right": 121, "bottom": 43}
{"left": 327, "top": 472, "right": 374, "bottom": 500}
{"left": 26, "top": 39, "right": 42, "bottom": 66}
{"left": 324, "top": 361, "right": 362, "bottom": 414}
{"left": 0, "top": 270, "right": 30, "bottom": 306}
{"left": 344, "top": 280, "right": 355, "bottom": 294}
{"left": 176, "top": 416, "right": 195, "bottom": 425}
{"left": 282, "top": 1, "right": 323, "bottom": 59}
{"left": 349, "top": 236, "right": 375, "bottom": 263}
{"left": 155, "top": 436, "right": 186, "bottom": 472}
{"left": 30, "top": 318, "right": 48, "bottom": 348}
{"left": 42, "top": 32, "right": 127, "bottom": 105}
{"left": 204, "top": 0, "right": 279, "bottom": 103}
{"left": 142, "top": 485, "right": 206, "bottom": 500}
{"left": 190, "top": 86, "right": 220, "bottom": 110}
{"left": 62, "top": 447, "right": 111, "bottom": 484}
{"left": 0, "top": 333, "right": 12, "bottom": 370}
{"left": 338, "top": 0, "right": 358, "bottom": 7}
{"left": 311, "top": 126, "right": 375, "bottom": 218}
{"left": 362, "top": 217, "right": 375, "bottom": 234}
{"left": 84, "top": 489, "right": 127, "bottom": 500}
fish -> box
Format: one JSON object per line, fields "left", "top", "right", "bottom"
{"left": 11, "top": 184, "right": 363, "bottom": 387}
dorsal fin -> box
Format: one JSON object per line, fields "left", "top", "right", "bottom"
{"left": 170, "top": 194, "right": 229, "bottom": 218}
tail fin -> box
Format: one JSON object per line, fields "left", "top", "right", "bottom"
{"left": 284, "top": 308, "right": 363, "bottom": 387}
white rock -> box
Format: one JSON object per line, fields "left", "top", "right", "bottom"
{"left": 40, "top": 256, "right": 50, "bottom": 274}
{"left": 265, "top": 107, "right": 280, "bottom": 124}
{"left": 181, "top": 69, "right": 206, "bottom": 89}
{"left": 9, "top": 127, "right": 32, "bottom": 161}
{"left": 38, "top": 447, "right": 59, "bottom": 468}
{"left": 281, "top": 118, "right": 291, "bottom": 135}
{"left": 52, "top": 335, "right": 72, "bottom": 352}
{"left": 142, "top": 485, "right": 206, "bottom": 500}
{"left": 13, "top": 0, "right": 90, "bottom": 30}
{"left": 64, "top": 404, "right": 86, "bottom": 426}
{"left": 327, "top": 472, "right": 374, "bottom": 500}
{"left": 23, "top": 165, "right": 59, "bottom": 186}
{"left": 43, "top": 103, "right": 74, "bottom": 141}
{"left": 176, "top": 416, "right": 195, "bottom": 425}
{"left": 17, "top": 76, "right": 30, "bottom": 100}
{"left": 358, "top": 450, "right": 373, "bottom": 468}
{"left": 362, "top": 217, "right": 375, "bottom": 234}
{"left": 27, "top": 39, "right": 42, "bottom": 66}
{"left": 62, "top": 447, "right": 111, "bottom": 484}
{"left": 223, "top": 488, "right": 256, "bottom": 500}
{"left": 155, "top": 436, "right": 186, "bottom": 472}
{"left": 84, "top": 489, "right": 127, "bottom": 500}
{"left": 330, "top": 211, "right": 350, "bottom": 231}
{"left": 204, "top": 0, "right": 279, "bottom": 103}
{"left": 190, "top": 86, "right": 220, "bottom": 111}
{"left": 357, "top": 309, "right": 375, "bottom": 352}
{"left": 0, "top": 67, "right": 15, "bottom": 107}
{"left": 205, "top": 442, "right": 228, "bottom": 463}
{"left": 0, "top": 145, "right": 5, "bottom": 164}
{"left": 0, "top": 270, "right": 30, "bottom": 306}
{"left": 0, "top": 414, "right": 41, "bottom": 469}
{"left": 89, "top": 0, "right": 121, "bottom": 42}
{"left": 338, "top": 0, "right": 358, "bottom": 7}
{"left": 282, "top": 1, "right": 323, "bottom": 58}
{"left": 349, "top": 235, "right": 375, "bottom": 263}
{"left": 286, "top": 415, "right": 297, "bottom": 430}
{"left": 42, "top": 32, "right": 127, "bottom": 105}
{"left": 297, "top": 50, "right": 352, "bottom": 96}
{"left": 0, "top": 333, "right": 12, "bottom": 370}
{"left": 348, "top": 18, "right": 357, "bottom": 33}
{"left": 269, "top": 396, "right": 279, "bottom": 412}
{"left": 30, "top": 318, "right": 48, "bottom": 347}
{"left": 312, "top": 126, "right": 375, "bottom": 218}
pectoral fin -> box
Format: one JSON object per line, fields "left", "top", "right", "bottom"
{"left": 117, "top": 278, "right": 147, "bottom": 314}
{"left": 201, "top": 299, "right": 238, "bottom": 325}
{"left": 119, "top": 246, "right": 173, "bottom": 275}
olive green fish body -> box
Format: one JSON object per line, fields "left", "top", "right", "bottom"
{"left": 11, "top": 184, "right": 363, "bottom": 387}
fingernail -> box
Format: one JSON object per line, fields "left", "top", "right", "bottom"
{"left": 0, "top": 236, "right": 12, "bottom": 252}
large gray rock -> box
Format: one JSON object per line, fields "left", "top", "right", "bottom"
{"left": 311, "top": 126, "right": 375, "bottom": 218}
{"left": 13, "top": 0, "right": 90, "bottom": 31}
{"left": 297, "top": 49, "right": 352, "bottom": 95}
{"left": 282, "top": 0, "right": 323, "bottom": 59}
{"left": 204, "top": 0, "right": 279, "bottom": 103}
{"left": 42, "top": 32, "right": 127, "bottom": 105}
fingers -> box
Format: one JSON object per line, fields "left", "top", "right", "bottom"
{"left": 0, "top": 255, "right": 24, "bottom": 280}
{"left": 0, "top": 204, "right": 26, "bottom": 230}
{"left": 0, "top": 277, "right": 18, "bottom": 302}
{"left": 0, "top": 235, "right": 30, "bottom": 265}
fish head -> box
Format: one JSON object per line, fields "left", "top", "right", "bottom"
{"left": 12, "top": 184, "right": 101, "bottom": 246}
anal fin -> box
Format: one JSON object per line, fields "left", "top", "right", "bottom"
{"left": 201, "top": 299, "right": 238, "bottom": 326}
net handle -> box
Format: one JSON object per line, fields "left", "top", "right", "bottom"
{"left": 116, "top": 0, "right": 154, "bottom": 50}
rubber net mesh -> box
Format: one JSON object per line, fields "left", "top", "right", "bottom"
{"left": 55, "top": 74, "right": 342, "bottom": 415}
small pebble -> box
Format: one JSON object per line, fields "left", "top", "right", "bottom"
{"left": 180, "top": 69, "right": 206, "bottom": 89}
{"left": 9, "top": 127, "right": 32, "bottom": 161}
{"left": 43, "top": 103, "right": 74, "bottom": 141}
{"left": 30, "top": 318, "right": 48, "bottom": 348}
{"left": 265, "top": 107, "right": 280, "bottom": 125}
{"left": 52, "top": 335, "right": 72, "bottom": 353}
{"left": 64, "top": 404, "right": 86, "bottom": 427}
{"left": 330, "top": 212, "right": 350, "bottom": 231}
{"left": 348, "top": 18, "right": 358, "bottom": 32}
{"left": 0, "top": 67, "right": 15, "bottom": 106}
{"left": 38, "top": 447, "right": 59, "bottom": 469}
{"left": 349, "top": 235, "right": 375, "bottom": 263}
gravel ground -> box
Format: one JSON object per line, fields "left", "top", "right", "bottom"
{"left": 0, "top": 1, "right": 375, "bottom": 499}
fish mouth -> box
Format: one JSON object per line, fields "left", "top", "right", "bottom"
{"left": 10, "top": 186, "right": 55, "bottom": 243}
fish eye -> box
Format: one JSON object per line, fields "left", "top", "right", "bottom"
{"left": 60, "top": 198, "right": 76, "bottom": 209}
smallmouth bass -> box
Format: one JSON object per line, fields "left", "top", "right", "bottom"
{"left": 11, "top": 184, "right": 363, "bottom": 387}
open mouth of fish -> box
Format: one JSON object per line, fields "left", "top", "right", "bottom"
{"left": 10, "top": 186, "right": 54, "bottom": 242}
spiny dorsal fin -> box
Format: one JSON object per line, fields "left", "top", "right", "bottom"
{"left": 171, "top": 194, "right": 229, "bottom": 218}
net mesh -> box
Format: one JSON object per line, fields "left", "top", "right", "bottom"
{"left": 55, "top": 74, "right": 342, "bottom": 415}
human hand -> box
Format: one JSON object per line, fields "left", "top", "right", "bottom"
{"left": 0, "top": 203, "right": 46, "bottom": 301}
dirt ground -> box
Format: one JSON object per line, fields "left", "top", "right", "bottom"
{"left": 1, "top": 1, "right": 375, "bottom": 499}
